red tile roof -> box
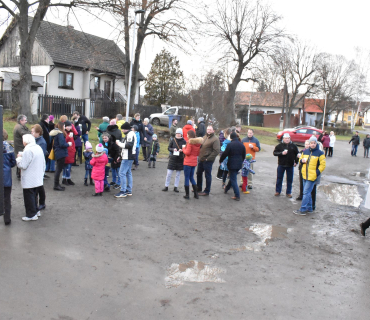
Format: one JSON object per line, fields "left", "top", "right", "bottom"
{"left": 304, "top": 99, "right": 324, "bottom": 113}
{"left": 235, "top": 91, "right": 305, "bottom": 108}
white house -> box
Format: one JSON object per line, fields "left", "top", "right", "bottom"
{"left": 0, "top": 18, "right": 144, "bottom": 117}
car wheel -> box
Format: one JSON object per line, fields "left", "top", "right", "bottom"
{"left": 152, "top": 118, "right": 160, "bottom": 126}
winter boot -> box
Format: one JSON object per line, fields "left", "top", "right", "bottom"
{"left": 153, "top": 162, "right": 156, "bottom": 168}
{"left": 90, "top": 178, "right": 94, "bottom": 185}
{"left": 183, "top": 186, "right": 190, "bottom": 199}
{"left": 67, "top": 179, "right": 75, "bottom": 185}
{"left": 148, "top": 161, "right": 152, "bottom": 168}
{"left": 104, "top": 185, "right": 110, "bottom": 192}
{"left": 174, "top": 187, "right": 179, "bottom": 193}
{"left": 79, "top": 156, "right": 83, "bottom": 164}
{"left": 54, "top": 184, "right": 65, "bottom": 191}
{"left": 162, "top": 186, "right": 168, "bottom": 191}
{"left": 62, "top": 178, "right": 68, "bottom": 185}
{"left": 84, "top": 178, "right": 88, "bottom": 186}
{"left": 192, "top": 184, "right": 199, "bottom": 199}
{"left": 92, "top": 193, "right": 101, "bottom": 196}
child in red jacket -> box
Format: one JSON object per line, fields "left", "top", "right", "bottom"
{"left": 90, "top": 143, "right": 108, "bottom": 196}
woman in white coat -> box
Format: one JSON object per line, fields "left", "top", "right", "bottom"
{"left": 16, "top": 134, "right": 46, "bottom": 221}
{"left": 328, "top": 131, "right": 336, "bottom": 157}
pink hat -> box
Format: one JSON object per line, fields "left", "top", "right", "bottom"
{"left": 49, "top": 115, "right": 54, "bottom": 121}
{"left": 110, "top": 119, "right": 116, "bottom": 125}
{"left": 85, "top": 141, "right": 92, "bottom": 150}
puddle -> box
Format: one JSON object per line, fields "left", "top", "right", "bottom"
{"left": 319, "top": 183, "right": 362, "bottom": 208}
{"left": 231, "top": 224, "right": 291, "bottom": 252}
{"left": 351, "top": 172, "right": 367, "bottom": 178}
{"left": 165, "top": 260, "right": 225, "bottom": 288}
{"left": 323, "top": 175, "right": 360, "bottom": 185}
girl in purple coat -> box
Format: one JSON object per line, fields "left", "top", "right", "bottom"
{"left": 72, "top": 116, "right": 83, "bottom": 165}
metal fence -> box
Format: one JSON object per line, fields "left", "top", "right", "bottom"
{"left": 38, "top": 95, "right": 85, "bottom": 118}
{"left": 90, "top": 100, "right": 126, "bottom": 119}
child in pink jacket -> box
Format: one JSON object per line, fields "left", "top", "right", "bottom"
{"left": 90, "top": 143, "right": 108, "bottom": 196}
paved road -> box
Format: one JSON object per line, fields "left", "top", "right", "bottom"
{"left": 1, "top": 140, "right": 370, "bottom": 319}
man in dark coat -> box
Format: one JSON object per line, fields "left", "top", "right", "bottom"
{"left": 196, "top": 117, "right": 206, "bottom": 137}
{"left": 349, "top": 131, "right": 360, "bottom": 156}
{"left": 73, "top": 111, "right": 91, "bottom": 144}
{"left": 273, "top": 133, "right": 299, "bottom": 198}
{"left": 13, "top": 114, "right": 31, "bottom": 179}
{"left": 219, "top": 132, "right": 246, "bottom": 201}
{"left": 39, "top": 114, "right": 50, "bottom": 152}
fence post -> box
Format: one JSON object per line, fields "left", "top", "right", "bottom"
{"left": 85, "top": 98, "right": 91, "bottom": 118}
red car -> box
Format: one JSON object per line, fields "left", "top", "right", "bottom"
{"left": 276, "top": 126, "right": 323, "bottom": 144}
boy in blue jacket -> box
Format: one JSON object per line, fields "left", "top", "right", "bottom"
{"left": 3, "top": 129, "right": 16, "bottom": 225}
{"left": 132, "top": 125, "right": 141, "bottom": 170}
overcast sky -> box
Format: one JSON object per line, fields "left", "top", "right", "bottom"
{"left": 1, "top": 0, "right": 369, "bottom": 91}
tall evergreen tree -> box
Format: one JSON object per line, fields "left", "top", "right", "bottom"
{"left": 145, "top": 49, "right": 184, "bottom": 106}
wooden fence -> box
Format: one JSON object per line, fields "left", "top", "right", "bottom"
{"left": 38, "top": 95, "right": 85, "bottom": 118}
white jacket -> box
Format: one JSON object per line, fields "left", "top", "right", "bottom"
{"left": 329, "top": 135, "right": 336, "bottom": 147}
{"left": 16, "top": 143, "right": 45, "bottom": 188}
{"left": 116, "top": 131, "right": 137, "bottom": 160}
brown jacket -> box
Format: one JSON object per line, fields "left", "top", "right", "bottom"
{"left": 13, "top": 123, "right": 31, "bottom": 155}
{"left": 199, "top": 133, "right": 220, "bottom": 162}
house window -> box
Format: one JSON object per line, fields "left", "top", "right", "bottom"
{"left": 58, "top": 71, "right": 74, "bottom": 89}
{"left": 94, "top": 77, "right": 100, "bottom": 91}
{"left": 266, "top": 111, "right": 275, "bottom": 114}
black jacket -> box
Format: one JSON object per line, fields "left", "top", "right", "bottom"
{"left": 76, "top": 115, "right": 91, "bottom": 134}
{"left": 363, "top": 137, "right": 370, "bottom": 148}
{"left": 219, "top": 138, "right": 246, "bottom": 170}
{"left": 196, "top": 121, "right": 206, "bottom": 137}
{"left": 167, "top": 137, "right": 187, "bottom": 171}
{"left": 39, "top": 120, "right": 51, "bottom": 151}
{"left": 273, "top": 142, "right": 299, "bottom": 167}
{"left": 106, "top": 125, "right": 122, "bottom": 142}
{"left": 130, "top": 119, "right": 144, "bottom": 143}
{"left": 350, "top": 135, "right": 360, "bottom": 146}
{"left": 106, "top": 138, "right": 122, "bottom": 169}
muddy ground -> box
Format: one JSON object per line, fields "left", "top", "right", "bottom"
{"left": 1, "top": 140, "right": 369, "bottom": 320}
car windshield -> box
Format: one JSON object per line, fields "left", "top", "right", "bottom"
{"left": 164, "top": 108, "right": 176, "bottom": 115}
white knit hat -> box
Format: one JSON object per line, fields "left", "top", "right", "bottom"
{"left": 96, "top": 143, "right": 104, "bottom": 152}
{"left": 176, "top": 128, "right": 183, "bottom": 135}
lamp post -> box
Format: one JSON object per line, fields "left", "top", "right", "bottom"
{"left": 125, "top": 9, "right": 145, "bottom": 122}
{"left": 322, "top": 91, "right": 328, "bottom": 131}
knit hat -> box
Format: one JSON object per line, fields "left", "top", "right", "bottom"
{"left": 133, "top": 125, "right": 138, "bottom": 131}
{"left": 246, "top": 154, "right": 253, "bottom": 160}
{"left": 96, "top": 143, "right": 104, "bottom": 153}
{"left": 85, "top": 141, "right": 92, "bottom": 150}
{"left": 230, "top": 132, "right": 238, "bottom": 140}
{"left": 187, "top": 120, "right": 193, "bottom": 125}
{"left": 49, "top": 115, "right": 54, "bottom": 121}
{"left": 64, "top": 120, "right": 72, "bottom": 127}
{"left": 110, "top": 119, "right": 116, "bottom": 125}
{"left": 176, "top": 128, "right": 183, "bottom": 135}
{"left": 153, "top": 134, "right": 158, "bottom": 139}
{"left": 103, "top": 116, "right": 110, "bottom": 123}
{"left": 198, "top": 117, "right": 204, "bottom": 122}
{"left": 283, "top": 133, "right": 290, "bottom": 138}
{"left": 309, "top": 136, "right": 317, "bottom": 142}
{"left": 121, "top": 122, "right": 131, "bottom": 130}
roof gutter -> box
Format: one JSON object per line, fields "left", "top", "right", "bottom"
{"left": 45, "top": 65, "right": 55, "bottom": 95}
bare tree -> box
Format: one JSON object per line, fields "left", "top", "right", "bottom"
{"left": 204, "top": 0, "right": 284, "bottom": 125}
{"left": 0, "top": 0, "right": 74, "bottom": 119}
{"left": 79, "top": 0, "right": 194, "bottom": 113}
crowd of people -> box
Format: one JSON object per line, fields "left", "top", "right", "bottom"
{"left": 2, "top": 112, "right": 370, "bottom": 237}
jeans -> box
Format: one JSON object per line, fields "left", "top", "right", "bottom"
{"left": 365, "top": 148, "right": 370, "bottom": 157}
{"left": 85, "top": 169, "right": 92, "bottom": 179}
{"left": 3, "top": 186, "right": 11, "bottom": 224}
{"left": 197, "top": 161, "right": 213, "bottom": 194}
{"left": 46, "top": 159, "right": 55, "bottom": 171}
{"left": 119, "top": 160, "right": 134, "bottom": 193}
{"left": 325, "top": 147, "right": 329, "bottom": 157}
{"left": 134, "top": 147, "right": 139, "bottom": 165}
{"left": 275, "top": 165, "right": 294, "bottom": 195}
{"left": 104, "top": 166, "right": 110, "bottom": 187}
{"left": 352, "top": 144, "right": 358, "bottom": 156}
{"left": 62, "top": 163, "right": 72, "bottom": 179}
{"left": 183, "top": 165, "right": 196, "bottom": 186}
{"left": 112, "top": 167, "right": 120, "bottom": 185}
{"left": 300, "top": 179, "right": 316, "bottom": 212}
{"left": 222, "top": 170, "right": 228, "bottom": 184}
{"left": 165, "top": 170, "right": 181, "bottom": 187}
{"left": 81, "top": 133, "right": 89, "bottom": 144}
{"left": 54, "top": 157, "right": 65, "bottom": 186}
{"left": 225, "top": 169, "right": 240, "bottom": 198}
{"left": 23, "top": 188, "right": 38, "bottom": 218}
{"left": 75, "top": 146, "right": 82, "bottom": 159}
{"left": 328, "top": 147, "right": 333, "bottom": 157}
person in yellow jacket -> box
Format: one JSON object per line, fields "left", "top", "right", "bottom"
{"left": 293, "top": 136, "right": 326, "bottom": 216}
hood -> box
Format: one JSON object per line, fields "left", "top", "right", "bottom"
{"left": 107, "top": 125, "right": 119, "bottom": 131}
{"left": 3, "top": 141, "right": 14, "bottom": 154}
{"left": 310, "top": 144, "right": 320, "bottom": 152}
{"left": 184, "top": 124, "right": 194, "bottom": 130}
{"left": 189, "top": 137, "right": 203, "bottom": 145}
{"left": 50, "top": 129, "right": 63, "bottom": 137}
